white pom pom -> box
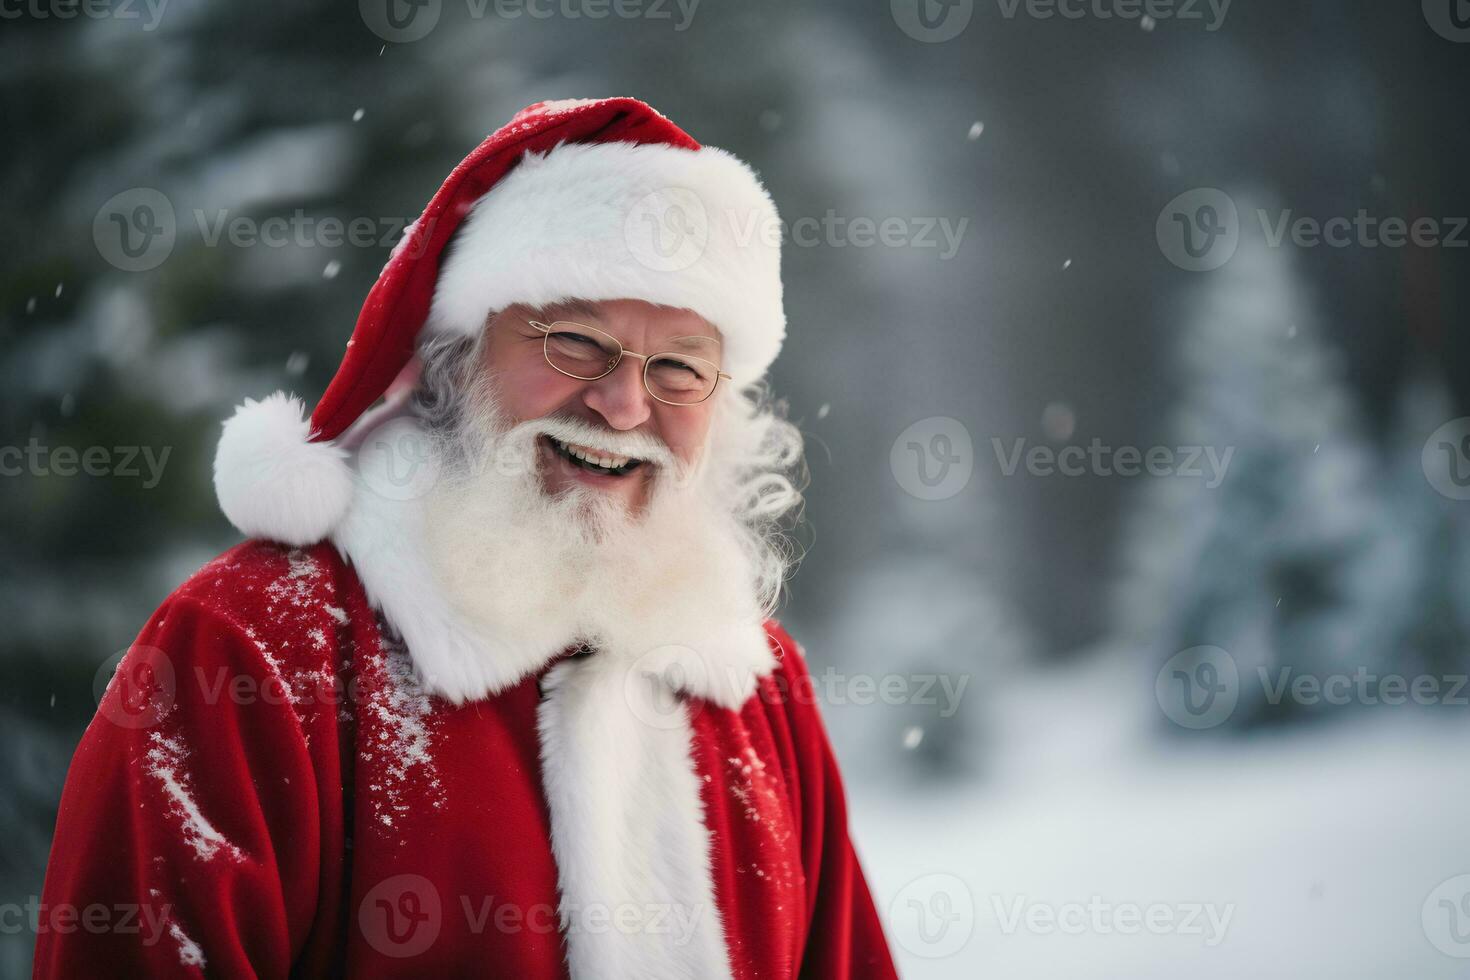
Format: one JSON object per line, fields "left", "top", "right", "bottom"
{"left": 213, "top": 392, "right": 354, "bottom": 546}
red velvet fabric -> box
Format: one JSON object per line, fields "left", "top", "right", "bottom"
{"left": 34, "top": 541, "right": 898, "bottom": 978}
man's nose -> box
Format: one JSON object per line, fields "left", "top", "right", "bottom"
{"left": 581, "top": 358, "right": 653, "bottom": 430}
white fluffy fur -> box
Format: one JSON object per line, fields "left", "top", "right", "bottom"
{"left": 426, "top": 140, "right": 785, "bottom": 386}
{"left": 213, "top": 392, "right": 354, "bottom": 547}
{"left": 537, "top": 656, "right": 734, "bottom": 980}
{"left": 328, "top": 400, "right": 775, "bottom": 708}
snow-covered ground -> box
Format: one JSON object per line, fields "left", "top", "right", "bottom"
{"left": 843, "top": 651, "right": 1470, "bottom": 979}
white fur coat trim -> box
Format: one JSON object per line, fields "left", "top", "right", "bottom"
{"left": 537, "top": 656, "right": 734, "bottom": 979}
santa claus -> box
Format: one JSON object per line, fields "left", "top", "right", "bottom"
{"left": 35, "top": 97, "right": 899, "bottom": 979}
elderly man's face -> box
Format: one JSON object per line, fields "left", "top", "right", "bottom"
{"left": 478, "top": 298, "right": 724, "bottom": 514}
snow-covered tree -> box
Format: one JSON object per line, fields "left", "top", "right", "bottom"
{"left": 1113, "top": 217, "right": 1390, "bottom": 729}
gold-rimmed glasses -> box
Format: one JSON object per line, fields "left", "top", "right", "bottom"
{"left": 528, "top": 319, "right": 732, "bottom": 406}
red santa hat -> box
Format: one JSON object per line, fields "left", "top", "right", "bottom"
{"left": 214, "top": 97, "right": 786, "bottom": 547}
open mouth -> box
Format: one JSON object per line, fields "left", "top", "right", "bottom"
{"left": 541, "top": 435, "right": 646, "bottom": 477}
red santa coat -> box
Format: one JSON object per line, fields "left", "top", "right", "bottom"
{"left": 34, "top": 538, "right": 898, "bottom": 978}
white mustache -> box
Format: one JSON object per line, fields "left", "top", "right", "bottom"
{"left": 530, "top": 415, "right": 676, "bottom": 468}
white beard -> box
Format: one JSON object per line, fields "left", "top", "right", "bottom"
{"left": 419, "top": 383, "right": 769, "bottom": 687}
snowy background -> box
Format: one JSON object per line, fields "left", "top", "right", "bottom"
{"left": 4, "top": 0, "right": 1470, "bottom": 976}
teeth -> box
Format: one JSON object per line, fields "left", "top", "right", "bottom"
{"left": 552, "top": 437, "right": 636, "bottom": 470}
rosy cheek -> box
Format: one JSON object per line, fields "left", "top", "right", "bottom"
{"left": 489, "top": 358, "right": 581, "bottom": 420}
{"left": 662, "top": 413, "right": 713, "bottom": 464}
